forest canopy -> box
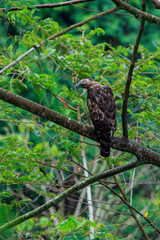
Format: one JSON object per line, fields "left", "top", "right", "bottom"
{"left": 0, "top": 0, "right": 160, "bottom": 239}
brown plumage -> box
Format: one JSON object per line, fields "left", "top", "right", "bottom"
{"left": 76, "top": 78, "right": 117, "bottom": 157}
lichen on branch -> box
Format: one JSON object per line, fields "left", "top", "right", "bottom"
{"left": 0, "top": 87, "right": 159, "bottom": 167}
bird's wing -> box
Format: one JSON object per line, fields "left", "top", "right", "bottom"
{"left": 87, "top": 85, "right": 117, "bottom": 131}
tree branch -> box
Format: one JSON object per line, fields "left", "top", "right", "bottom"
{"left": 113, "top": 175, "right": 149, "bottom": 239}
{"left": 77, "top": 105, "right": 94, "bottom": 238}
{"left": 81, "top": 160, "right": 160, "bottom": 235}
{"left": 0, "top": 160, "right": 139, "bottom": 233}
{"left": 111, "top": 0, "right": 160, "bottom": 24}
{"left": 102, "top": 181, "right": 160, "bottom": 235}
{"left": 122, "top": 0, "right": 146, "bottom": 138}
{"left": 0, "top": 7, "right": 118, "bottom": 75}
{"left": 0, "top": 0, "right": 95, "bottom": 12}
{"left": 0, "top": 87, "right": 159, "bottom": 167}
{"left": 71, "top": 156, "right": 160, "bottom": 235}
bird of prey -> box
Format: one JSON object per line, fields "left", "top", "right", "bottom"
{"left": 76, "top": 78, "right": 117, "bottom": 157}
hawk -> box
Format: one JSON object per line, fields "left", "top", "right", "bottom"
{"left": 76, "top": 79, "right": 117, "bottom": 157}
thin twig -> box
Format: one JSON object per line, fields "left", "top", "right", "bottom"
{"left": 0, "top": 7, "right": 118, "bottom": 75}
{"left": 77, "top": 158, "right": 160, "bottom": 236}
{"left": 0, "top": 0, "right": 95, "bottom": 12}
{"left": 130, "top": 168, "right": 136, "bottom": 206}
{"left": 113, "top": 174, "right": 149, "bottom": 240}
{"left": 100, "top": 179, "right": 160, "bottom": 235}
{"left": 122, "top": 0, "right": 146, "bottom": 138}
{"left": 74, "top": 188, "right": 86, "bottom": 216}
{"left": 0, "top": 87, "right": 160, "bottom": 166}
{"left": 0, "top": 160, "right": 139, "bottom": 233}
{"left": 36, "top": 82, "right": 78, "bottom": 110}
{"left": 111, "top": 0, "right": 160, "bottom": 24}
{"left": 61, "top": 147, "right": 160, "bottom": 237}
{"left": 77, "top": 105, "right": 94, "bottom": 238}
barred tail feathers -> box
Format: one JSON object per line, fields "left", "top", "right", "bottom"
{"left": 98, "top": 131, "right": 111, "bottom": 157}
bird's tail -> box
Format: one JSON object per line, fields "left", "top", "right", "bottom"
{"left": 98, "top": 131, "right": 111, "bottom": 157}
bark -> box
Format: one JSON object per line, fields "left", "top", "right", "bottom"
{"left": 111, "top": 0, "right": 160, "bottom": 24}
{"left": 0, "top": 87, "right": 159, "bottom": 167}
{"left": 0, "top": 7, "right": 118, "bottom": 75}
{"left": 122, "top": 0, "right": 146, "bottom": 138}
{"left": 0, "top": 0, "right": 95, "bottom": 12}
{"left": 0, "top": 160, "right": 139, "bottom": 233}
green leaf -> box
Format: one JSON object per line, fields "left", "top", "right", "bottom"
{"left": 49, "top": 138, "right": 54, "bottom": 147}
{"left": 33, "top": 45, "right": 40, "bottom": 56}
{"left": 19, "top": 32, "right": 24, "bottom": 41}
{"left": 68, "top": 216, "right": 79, "bottom": 225}
{"left": 86, "top": 220, "right": 96, "bottom": 228}
{"left": 2, "top": 50, "right": 10, "bottom": 58}
{"left": 57, "top": 217, "right": 79, "bottom": 232}
{"left": 4, "top": 4, "right": 13, "bottom": 12}
{"left": 58, "top": 157, "right": 65, "bottom": 170}
{"left": 64, "top": 236, "right": 78, "bottom": 240}
{"left": 13, "top": 40, "right": 19, "bottom": 55}
{"left": 6, "top": 37, "right": 12, "bottom": 48}
{"left": 3, "top": 22, "right": 9, "bottom": 35}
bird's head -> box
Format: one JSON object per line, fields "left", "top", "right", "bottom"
{"left": 75, "top": 78, "right": 93, "bottom": 89}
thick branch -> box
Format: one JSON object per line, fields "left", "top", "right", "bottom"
{"left": 0, "top": 7, "right": 118, "bottom": 75}
{"left": 122, "top": 0, "right": 146, "bottom": 138}
{"left": 0, "top": 0, "right": 95, "bottom": 12}
{"left": 0, "top": 87, "right": 159, "bottom": 167}
{"left": 0, "top": 160, "right": 139, "bottom": 233}
{"left": 111, "top": 0, "right": 160, "bottom": 24}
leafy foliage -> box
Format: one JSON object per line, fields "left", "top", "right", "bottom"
{"left": 0, "top": 0, "right": 160, "bottom": 239}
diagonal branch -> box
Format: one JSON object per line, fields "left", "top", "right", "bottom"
{"left": 122, "top": 0, "right": 146, "bottom": 138}
{"left": 103, "top": 181, "right": 160, "bottom": 235}
{"left": 0, "top": 0, "right": 96, "bottom": 12}
{"left": 0, "top": 87, "right": 160, "bottom": 167}
{"left": 0, "top": 159, "right": 139, "bottom": 233}
{"left": 111, "top": 0, "right": 160, "bottom": 24}
{"left": 0, "top": 7, "right": 118, "bottom": 75}
{"left": 113, "top": 175, "right": 149, "bottom": 239}
{"left": 79, "top": 160, "right": 160, "bottom": 235}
